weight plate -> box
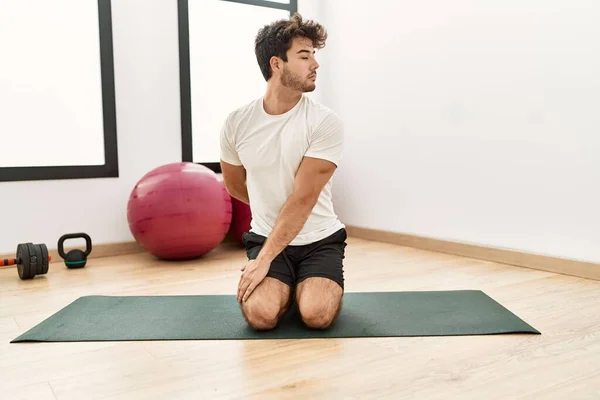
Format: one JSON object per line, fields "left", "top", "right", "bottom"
{"left": 34, "top": 243, "right": 44, "bottom": 276}
{"left": 27, "top": 243, "right": 38, "bottom": 279}
{"left": 16, "top": 243, "right": 31, "bottom": 280}
{"left": 39, "top": 243, "right": 49, "bottom": 275}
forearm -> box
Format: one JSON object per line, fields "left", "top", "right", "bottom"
{"left": 257, "top": 194, "right": 313, "bottom": 262}
{"left": 227, "top": 182, "right": 249, "bottom": 205}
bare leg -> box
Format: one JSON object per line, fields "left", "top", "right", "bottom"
{"left": 240, "top": 277, "right": 291, "bottom": 330}
{"left": 296, "top": 277, "right": 343, "bottom": 330}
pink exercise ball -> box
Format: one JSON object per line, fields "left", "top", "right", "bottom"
{"left": 229, "top": 196, "right": 252, "bottom": 245}
{"left": 127, "top": 162, "right": 232, "bottom": 260}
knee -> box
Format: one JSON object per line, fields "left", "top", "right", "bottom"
{"left": 241, "top": 300, "right": 281, "bottom": 331}
{"left": 299, "top": 302, "right": 338, "bottom": 330}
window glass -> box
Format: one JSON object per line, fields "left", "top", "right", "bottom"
{"left": 0, "top": 0, "right": 105, "bottom": 167}
{"left": 188, "top": 0, "right": 289, "bottom": 163}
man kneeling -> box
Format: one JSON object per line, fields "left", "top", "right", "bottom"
{"left": 240, "top": 229, "right": 346, "bottom": 330}
{"left": 219, "top": 13, "right": 346, "bottom": 330}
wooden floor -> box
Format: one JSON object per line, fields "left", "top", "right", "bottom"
{"left": 1, "top": 237, "right": 599, "bottom": 399}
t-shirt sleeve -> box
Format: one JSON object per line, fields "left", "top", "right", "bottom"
{"left": 219, "top": 114, "right": 243, "bottom": 166}
{"left": 304, "top": 112, "right": 344, "bottom": 166}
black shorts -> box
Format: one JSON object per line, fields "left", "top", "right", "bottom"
{"left": 242, "top": 228, "right": 347, "bottom": 290}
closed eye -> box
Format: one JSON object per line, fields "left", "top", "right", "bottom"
{"left": 298, "top": 49, "right": 315, "bottom": 59}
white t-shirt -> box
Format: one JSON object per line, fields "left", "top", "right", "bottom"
{"left": 220, "top": 94, "right": 345, "bottom": 245}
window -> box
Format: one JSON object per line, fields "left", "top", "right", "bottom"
{"left": 178, "top": 0, "right": 297, "bottom": 172}
{"left": 0, "top": 0, "right": 118, "bottom": 182}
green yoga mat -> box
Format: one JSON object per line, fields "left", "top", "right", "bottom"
{"left": 11, "top": 290, "right": 539, "bottom": 343}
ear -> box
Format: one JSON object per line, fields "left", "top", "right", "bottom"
{"left": 269, "top": 56, "right": 282, "bottom": 75}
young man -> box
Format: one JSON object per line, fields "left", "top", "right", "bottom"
{"left": 219, "top": 13, "right": 346, "bottom": 331}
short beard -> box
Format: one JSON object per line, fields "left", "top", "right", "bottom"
{"left": 281, "top": 64, "right": 316, "bottom": 93}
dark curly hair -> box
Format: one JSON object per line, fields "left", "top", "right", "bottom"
{"left": 254, "top": 13, "right": 327, "bottom": 82}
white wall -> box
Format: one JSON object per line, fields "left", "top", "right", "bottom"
{"left": 0, "top": 0, "right": 182, "bottom": 253}
{"left": 322, "top": 0, "right": 600, "bottom": 263}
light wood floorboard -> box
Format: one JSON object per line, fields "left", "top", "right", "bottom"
{"left": 1, "top": 238, "right": 599, "bottom": 399}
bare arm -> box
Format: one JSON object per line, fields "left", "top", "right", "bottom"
{"left": 220, "top": 160, "right": 249, "bottom": 204}
{"left": 255, "top": 156, "right": 337, "bottom": 263}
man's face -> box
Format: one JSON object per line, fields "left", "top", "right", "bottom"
{"left": 279, "top": 37, "right": 320, "bottom": 92}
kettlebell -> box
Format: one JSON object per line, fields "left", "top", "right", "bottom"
{"left": 58, "top": 233, "right": 93, "bottom": 269}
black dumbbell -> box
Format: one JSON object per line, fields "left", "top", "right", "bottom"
{"left": 0, "top": 243, "right": 51, "bottom": 280}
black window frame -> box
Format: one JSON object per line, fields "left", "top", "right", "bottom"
{"left": 0, "top": 0, "right": 118, "bottom": 183}
{"left": 178, "top": 0, "right": 298, "bottom": 174}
